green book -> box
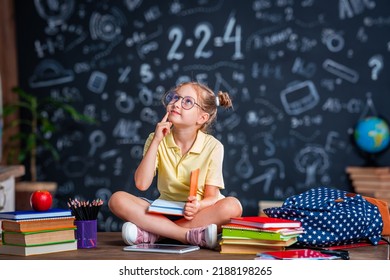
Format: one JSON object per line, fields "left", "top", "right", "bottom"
{"left": 2, "top": 228, "right": 76, "bottom": 246}
{"left": 221, "top": 224, "right": 303, "bottom": 241}
{"left": 0, "top": 241, "right": 77, "bottom": 256}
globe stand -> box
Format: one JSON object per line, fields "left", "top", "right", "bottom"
{"left": 359, "top": 152, "right": 380, "bottom": 167}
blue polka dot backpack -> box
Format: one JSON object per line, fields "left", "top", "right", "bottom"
{"left": 263, "top": 187, "right": 385, "bottom": 247}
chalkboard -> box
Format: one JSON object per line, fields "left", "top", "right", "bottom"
{"left": 14, "top": 0, "right": 390, "bottom": 231}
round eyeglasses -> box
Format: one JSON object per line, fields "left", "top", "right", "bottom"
{"left": 162, "top": 91, "right": 205, "bottom": 110}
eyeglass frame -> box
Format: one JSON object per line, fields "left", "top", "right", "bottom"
{"left": 162, "top": 90, "right": 206, "bottom": 111}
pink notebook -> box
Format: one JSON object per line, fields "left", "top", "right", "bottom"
{"left": 230, "top": 216, "right": 301, "bottom": 229}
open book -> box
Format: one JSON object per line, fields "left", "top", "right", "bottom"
{"left": 148, "top": 169, "right": 199, "bottom": 216}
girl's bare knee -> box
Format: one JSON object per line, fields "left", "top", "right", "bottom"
{"left": 230, "top": 197, "right": 243, "bottom": 217}
{"left": 108, "top": 191, "right": 127, "bottom": 212}
{"left": 220, "top": 196, "right": 242, "bottom": 218}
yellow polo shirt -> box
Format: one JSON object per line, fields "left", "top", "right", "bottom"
{"left": 143, "top": 130, "right": 225, "bottom": 201}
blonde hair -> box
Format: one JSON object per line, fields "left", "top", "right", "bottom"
{"left": 174, "top": 81, "right": 233, "bottom": 133}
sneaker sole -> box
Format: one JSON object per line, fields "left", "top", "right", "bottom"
{"left": 122, "top": 222, "right": 137, "bottom": 245}
{"left": 205, "top": 224, "right": 217, "bottom": 249}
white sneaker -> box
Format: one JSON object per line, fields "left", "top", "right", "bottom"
{"left": 122, "top": 222, "right": 159, "bottom": 245}
{"left": 186, "top": 224, "right": 217, "bottom": 249}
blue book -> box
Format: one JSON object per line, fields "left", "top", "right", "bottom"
{"left": 147, "top": 199, "right": 185, "bottom": 216}
{"left": 0, "top": 208, "right": 72, "bottom": 220}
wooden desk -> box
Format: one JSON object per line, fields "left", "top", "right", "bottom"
{"left": 0, "top": 232, "right": 388, "bottom": 260}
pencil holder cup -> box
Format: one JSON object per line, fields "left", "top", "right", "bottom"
{"left": 75, "top": 220, "right": 97, "bottom": 249}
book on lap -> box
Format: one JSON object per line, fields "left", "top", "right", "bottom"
{"left": 148, "top": 199, "right": 185, "bottom": 216}
{"left": 147, "top": 168, "right": 200, "bottom": 216}
{"left": 1, "top": 216, "right": 76, "bottom": 232}
{"left": 0, "top": 209, "right": 72, "bottom": 220}
{"left": 0, "top": 240, "right": 77, "bottom": 256}
{"left": 230, "top": 216, "right": 301, "bottom": 229}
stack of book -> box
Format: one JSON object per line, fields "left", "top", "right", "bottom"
{"left": 346, "top": 166, "right": 390, "bottom": 204}
{"left": 0, "top": 208, "right": 77, "bottom": 256}
{"left": 219, "top": 216, "right": 304, "bottom": 254}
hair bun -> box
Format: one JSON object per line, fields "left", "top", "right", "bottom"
{"left": 217, "top": 91, "right": 233, "bottom": 109}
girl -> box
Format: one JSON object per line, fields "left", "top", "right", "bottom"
{"left": 109, "top": 81, "right": 242, "bottom": 249}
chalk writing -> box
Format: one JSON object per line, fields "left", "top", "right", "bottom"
{"left": 13, "top": 0, "right": 390, "bottom": 227}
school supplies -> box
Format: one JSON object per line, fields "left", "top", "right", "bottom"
{"left": 220, "top": 215, "right": 303, "bottom": 254}
{"left": 67, "top": 198, "right": 103, "bottom": 220}
{"left": 0, "top": 209, "right": 77, "bottom": 256}
{"left": 67, "top": 198, "right": 103, "bottom": 249}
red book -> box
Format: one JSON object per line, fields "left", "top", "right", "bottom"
{"left": 257, "top": 249, "right": 340, "bottom": 260}
{"left": 230, "top": 216, "right": 301, "bottom": 229}
{"left": 189, "top": 169, "right": 199, "bottom": 197}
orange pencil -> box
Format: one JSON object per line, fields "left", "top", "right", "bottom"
{"left": 189, "top": 169, "right": 200, "bottom": 197}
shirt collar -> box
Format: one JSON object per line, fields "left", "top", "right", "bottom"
{"left": 191, "top": 130, "right": 206, "bottom": 154}
{"left": 167, "top": 130, "right": 205, "bottom": 154}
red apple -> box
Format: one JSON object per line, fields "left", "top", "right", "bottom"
{"left": 30, "top": 190, "right": 53, "bottom": 211}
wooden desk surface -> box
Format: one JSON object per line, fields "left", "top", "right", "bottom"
{"left": 0, "top": 232, "right": 389, "bottom": 260}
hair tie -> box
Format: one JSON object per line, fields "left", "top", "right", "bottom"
{"left": 215, "top": 95, "right": 220, "bottom": 107}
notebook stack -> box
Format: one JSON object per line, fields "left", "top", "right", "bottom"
{"left": 0, "top": 208, "right": 77, "bottom": 256}
{"left": 219, "top": 216, "right": 304, "bottom": 254}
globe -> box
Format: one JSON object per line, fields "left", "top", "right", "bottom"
{"left": 353, "top": 116, "right": 390, "bottom": 154}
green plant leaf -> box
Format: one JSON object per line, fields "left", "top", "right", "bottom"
{"left": 3, "top": 86, "right": 97, "bottom": 181}
{"left": 40, "top": 118, "right": 56, "bottom": 133}
{"left": 41, "top": 138, "right": 60, "bottom": 161}
{"left": 25, "top": 133, "right": 37, "bottom": 151}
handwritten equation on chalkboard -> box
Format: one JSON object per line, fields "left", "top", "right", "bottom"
{"left": 14, "top": 0, "right": 390, "bottom": 231}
